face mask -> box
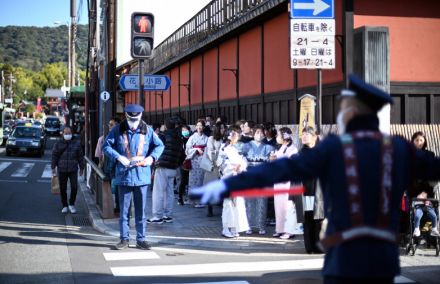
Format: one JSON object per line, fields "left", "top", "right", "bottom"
{"left": 64, "top": 134, "right": 72, "bottom": 140}
{"left": 254, "top": 134, "right": 264, "bottom": 142}
{"left": 127, "top": 120, "right": 140, "bottom": 130}
{"left": 336, "top": 107, "right": 354, "bottom": 135}
{"left": 182, "top": 130, "right": 190, "bottom": 137}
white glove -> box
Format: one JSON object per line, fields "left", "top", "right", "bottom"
{"left": 189, "top": 180, "right": 227, "bottom": 204}
{"left": 144, "top": 156, "right": 154, "bottom": 166}
{"left": 117, "top": 156, "right": 130, "bottom": 167}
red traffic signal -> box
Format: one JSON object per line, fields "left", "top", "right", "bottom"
{"left": 131, "top": 12, "right": 154, "bottom": 58}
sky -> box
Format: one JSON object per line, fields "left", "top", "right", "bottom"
{"left": 0, "top": 0, "right": 211, "bottom": 43}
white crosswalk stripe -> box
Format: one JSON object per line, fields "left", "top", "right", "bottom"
{"left": 103, "top": 251, "right": 160, "bottom": 261}
{"left": 41, "top": 164, "right": 52, "bottom": 178}
{"left": 0, "top": 162, "right": 12, "bottom": 173}
{"left": 11, "top": 163, "right": 34, "bottom": 177}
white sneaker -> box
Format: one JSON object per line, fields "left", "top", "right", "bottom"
{"left": 61, "top": 207, "right": 68, "bottom": 214}
{"left": 222, "top": 228, "right": 234, "bottom": 238}
{"left": 431, "top": 228, "right": 440, "bottom": 237}
{"left": 68, "top": 205, "right": 77, "bottom": 214}
{"left": 294, "top": 223, "right": 304, "bottom": 235}
{"left": 413, "top": 227, "right": 421, "bottom": 237}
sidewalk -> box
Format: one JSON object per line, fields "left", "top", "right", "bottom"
{"left": 79, "top": 179, "right": 305, "bottom": 252}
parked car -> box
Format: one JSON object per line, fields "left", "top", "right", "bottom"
{"left": 44, "top": 116, "right": 62, "bottom": 136}
{"left": 6, "top": 124, "right": 46, "bottom": 157}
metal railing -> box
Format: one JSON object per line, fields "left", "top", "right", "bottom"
{"left": 145, "top": 0, "right": 267, "bottom": 72}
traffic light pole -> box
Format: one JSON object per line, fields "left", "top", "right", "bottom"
{"left": 138, "top": 59, "right": 144, "bottom": 107}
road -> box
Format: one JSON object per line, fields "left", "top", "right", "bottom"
{"left": 0, "top": 137, "right": 438, "bottom": 284}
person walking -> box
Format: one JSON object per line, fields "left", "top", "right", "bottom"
{"left": 192, "top": 74, "right": 440, "bottom": 283}
{"left": 148, "top": 117, "right": 183, "bottom": 224}
{"left": 103, "top": 104, "right": 164, "bottom": 250}
{"left": 51, "top": 127, "right": 85, "bottom": 214}
{"left": 185, "top": 120, "right": 208, "bottom": 208}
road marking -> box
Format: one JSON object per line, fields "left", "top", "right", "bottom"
{"left": 11, "top": 163, "right": 34, "bottom": 177}
{"left": 110, "top": 258, "right": 324, "bottom": 277}
{"left": 0, "top": 157, "right": 50, "bottom": 163}
{"left": 41, "top": 164, "right": 52, "bottom": 178}
{"left": 394, "top": 276, "right": 416, "bottom": 283}
{"left": 103, "top": 251, "right": 160, "bottom": 261}
{"left": 0, "top": 162, "right": 12, "bottom": 173}
{"left": 0, "top": 179, "right": 28, "bottom": 183}
{"left": 153, "top": 246, "right": 296, "bottom": 257}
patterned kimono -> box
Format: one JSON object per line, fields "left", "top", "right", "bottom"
{"left": 273, "top": 142, "right": 298, "bottom": 235}
{"left": 186, "top": 132, "right": 208, "bottom": 193}
{"left": 242, "top": 141, "right": 274, "bottom": 232}
{"left": 217, "top": 142, "right": 250, "bottom": 233}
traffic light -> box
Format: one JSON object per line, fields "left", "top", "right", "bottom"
{"left": 131, "top": 12, "right": 154, "bottom": 59}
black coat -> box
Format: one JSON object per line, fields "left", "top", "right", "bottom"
{"left": 155, "top": 128, "right": 184, "bottom": 169}
{"left": 52, "top": 139, "right": 85, "bottom": 173}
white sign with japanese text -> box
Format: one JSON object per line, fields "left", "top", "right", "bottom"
{"left": 290, "top": 19, "right": 335, "bottom": 69}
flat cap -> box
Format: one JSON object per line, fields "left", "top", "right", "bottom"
{"left": 341, "top": 74, "right": 393, "bottom": 112}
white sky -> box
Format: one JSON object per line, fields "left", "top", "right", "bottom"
{"left": 116, "top": 0, "right": 212, "bottom": 67}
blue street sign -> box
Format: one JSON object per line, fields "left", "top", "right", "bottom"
{"left": 290, "top": 0, "right": 334, "bottom": 19}
{"left": 119, "top": 74, "right": 171, "bottom": 91}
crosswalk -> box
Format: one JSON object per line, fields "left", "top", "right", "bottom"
{"left": 101, "top": 249, "right": 415, "bottom": 283}
{"left": 0, "top": 160, "right": 53, "bottom": 181}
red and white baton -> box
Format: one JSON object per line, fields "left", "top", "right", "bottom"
{"left": 230, "top": 186, "right": 304, "bottom": 198}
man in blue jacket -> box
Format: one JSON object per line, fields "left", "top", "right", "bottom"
{"left": 103, "top": 104, "right": 164, "bottom": 250}
{"left": 191, "top": 75, "right": 440, "bottom": 283}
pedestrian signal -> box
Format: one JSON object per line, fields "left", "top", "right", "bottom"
{"left": 131, "top": 12, "right": 154, "bottom": 58}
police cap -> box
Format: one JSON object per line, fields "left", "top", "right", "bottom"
{"left": 124, "top": 104, "right": 144, "bottom": 115}
{"left": 341, "top": 74, "right": 393, "bottom": 112}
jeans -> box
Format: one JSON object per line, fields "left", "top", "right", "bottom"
{"left": 152, "top": 168, "right": 178, "bottom": 218}
{"left": 119, "top": 185, "right": 148, "bottom": 241}
{"left": 59, "top": 171, "right": 78, "bottom": 207}
{"left": 414, "top": 206, "right": 438, "bottom": 229}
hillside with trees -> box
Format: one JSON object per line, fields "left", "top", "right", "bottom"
{"left": 0, "top": 24, "right": 88, "bottom": 71}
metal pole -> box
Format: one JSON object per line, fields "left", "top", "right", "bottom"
{"left": 68, "top": 21, "right": 71, "bottom": 89}
{"left": 139, "top": 60, "right": 144, "bottom": 107}
{"left": 316, "top": 69, "right": 322, "bottom": 133}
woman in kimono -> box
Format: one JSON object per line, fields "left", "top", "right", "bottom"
{"left": 185, "top": 120, "right": 208, "bottom": 208}
{"left": 242, "top": 124, "right": 274, "bottom": 235}
{"left": 217, "top": 125, "right": 249, "bottom": 238}
{"left": 203, "top": 121, "right": 227, "bottom": 217}
{"left": 272, "top": 127, "right": 299, "bottom": 239}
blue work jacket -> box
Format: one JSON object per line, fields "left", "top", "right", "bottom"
{"left": 103, "top": 121, "right": 164, "bottom": 187}
{"left": 224, "top": 115, "right": 440, "bottom": 278}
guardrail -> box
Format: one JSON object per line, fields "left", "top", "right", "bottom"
{"left": 84, "top": 156, "right": 114, "bottom": 219}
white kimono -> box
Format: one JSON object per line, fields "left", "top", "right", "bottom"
{"left": 186, "top": 132, "right": 208, "bottom": 192}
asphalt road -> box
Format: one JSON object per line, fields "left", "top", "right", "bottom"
{"left": 0, "top": 137, "right": 438, "bottom": 284}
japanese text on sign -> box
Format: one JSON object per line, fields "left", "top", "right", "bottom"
{"left": 290, "top": 19, "right": 335, "bottom": 69}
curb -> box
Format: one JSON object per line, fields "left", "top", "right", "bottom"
{"left": 79, "top": 179, "right": 304, "bottom": 251}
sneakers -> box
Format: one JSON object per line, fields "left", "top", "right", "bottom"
{"left": 194, "top": 203, "right": 206, "bottom": 208}
{"left": 61, "top": 207, "right": 68, "bottom": 214}
{"left": 147, "top": 218, "right": 163, "bottom": 224}
{"left": 136, "top": 240, "right": 151, "bottom": 250}
{"left": 114, "top": 239, "right": 129, "bottom": 250}
{"left": 222, "top": 228, "right": 234, "bottom": 238}
{"left": 68, "top": 205, "right": 77, "bottom": 214}
{"left": 258, "top": 229, "right": 266, "bottom": 235}
{"left": 272, "top": 232, "right": 282, "bottom": 237}
{"left": 163, "top": 216, "right": 173, "bottom": 223}
{"left": 431, "top": 228, "right": 440, "bottom": 237}
{"left": 413, "top": 227, "right": 421, "bottom": 237}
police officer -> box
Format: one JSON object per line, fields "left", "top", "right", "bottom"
{"left": 191, "top": 75, "right": 440, "bottom": 283}
{"left": 103, "top": 104, "right": 164, "bottom": 250}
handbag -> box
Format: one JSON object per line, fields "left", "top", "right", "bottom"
{"left": 182, "top": 159, "right": 192, "bottom": 171}
{"left": 199, "top": 154, "right": 214, "bottom": 172}
{"left": 51, "top": 175, "right": 60, "bottom": 195}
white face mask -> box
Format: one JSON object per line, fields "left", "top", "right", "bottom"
{"left": 336, "top": 107, "right": 354, "bottom": 135}
{"left": 254, "top": 134, "right": 264, "bottom": 142}
{"left": 127, "top": 120, "right": 140, "bottom": 130}
{"left": 64, "top": 134, "right": 72, "bottom": 140}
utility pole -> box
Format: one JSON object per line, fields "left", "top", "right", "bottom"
{"left": 71, "top": 0, "right": 77, "bottom": 87}
{"left": 0, "top": 70, "right": 4, "bottom": 104}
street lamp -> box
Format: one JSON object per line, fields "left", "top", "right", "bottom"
{"left": 54, "top": 21, "right": 71, "bottom": 89}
